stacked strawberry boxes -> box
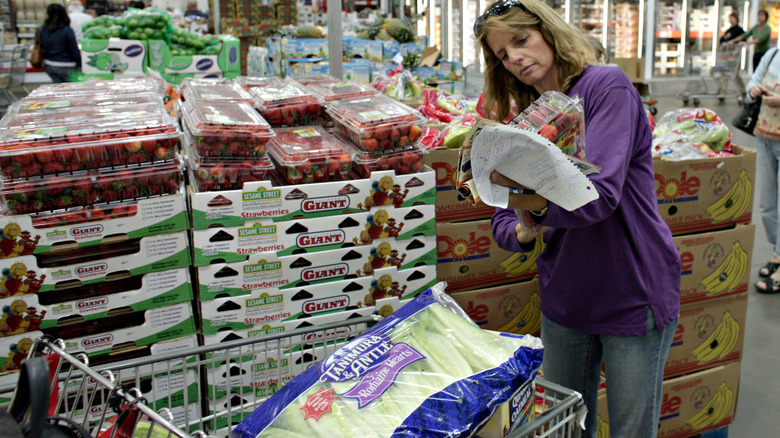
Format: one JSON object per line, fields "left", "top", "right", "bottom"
{"left": 0, "top": 77, "right": 197, "bottom": 408}
{"left": 184, "top": 76, "right": 437, "bottom": 432}
{"left": 597, "top": 136, "right": 757, "bottom": 437}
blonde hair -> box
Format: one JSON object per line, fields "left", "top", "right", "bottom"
{"left": 476, "top": 0, "right": 595, "bottom": 121}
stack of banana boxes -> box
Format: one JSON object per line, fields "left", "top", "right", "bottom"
{"left": 183, "top": 78, "right": 439, "bottom": 434}
{"left": 596, "top": 145, "right": 757, "bottom": 438}
{"left": 0, "top": 77, "right": 199, "bottom": 422}
{"left": 423, "top": 141, "right": 544, "bottom": 340}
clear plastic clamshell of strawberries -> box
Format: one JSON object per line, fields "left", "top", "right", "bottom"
{"left": 0, "top": 156, "right": 184, "bottom": 215}
{"left": 247, "top": 77, "right": 322, "bottom": 127}
{"left": 180, "top": 99, "right": 274, "bottom": 158}
{"left": 267, "top": 126, "right": 353, "bottom": 185}
{"left": 25, "top": 77, "right": 165, "bottom": 99}
{"left": 6, "top": 92, "right": 165, "bottom": 115}
{"left": 305, "top": 80, "right": 378, "bottom": 103}
{"left": 291, "top": 73, "right": 341, "bottom": 86}
{"left": 326, "top": 94, "right": 426, "bottom": 152}
{"left": 0, "top": 103, "right": 180, "bottom": 178}
{"left": 344, "top": 140, "right": 427, "bottom": 177}
{"left": 180, "top": 81, "right": 256, "bottom": 105}
{"left": 186, "top": 138, "right": 276, "bottom": 192}
{"left": 509, "top": 91, "right": 586, "bottom": 159}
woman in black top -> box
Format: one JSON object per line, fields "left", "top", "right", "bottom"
{"left": 38, "top": 4, "right": 81, "bottom": 83}
{"left": 721, "top": 12, "right": 745, "bottom": 44}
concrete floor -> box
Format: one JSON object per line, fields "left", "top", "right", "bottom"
{"left": 649, "top": 76, "right": 775, "bottom": 437}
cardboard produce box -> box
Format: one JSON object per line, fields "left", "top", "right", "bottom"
{"left": 191, "top": 204, "right": 435, "bottom": 265}
{"left": 665, "top": 293, "right": 746, "bottom": 379}
{"left": 674, "top": 223, "right": 755, "bottom": 305}
{"left": 0, "top": 187, "right": 189, "bottom": 259}
{"left": 0, "top": 231, "right": 191, "bottom": 296}
{"left": 199, "top": 265, "right": 436, "bottom": 334}
{"left": 0, "top": 268, "right": 193, "bottom": 334}
{"left": 654, "top": 144, "right": 757, "bottom": 235}
{"left": 147, "top": 35, "right": 240, "bottom": 75}
{"left": 189, "top": 169, "right": 435, "bottom": 230}
{"left": 449, "top": 277, "right": 541, "bottom": 337}
{"left": 197, "top": 235, "right": 436, "bottom": 295}
{"left": 597, "top": 362, "right": 740, "bottom": 438}
{"left": 424, "top": 147, "right": 496, "bottom": 222}
{"left": 80, "top": 38, "right": 148, "bottom": 74}
{"left": 437, "top": 219, "right": 540, "bottom": 293}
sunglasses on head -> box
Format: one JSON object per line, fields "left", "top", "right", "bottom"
{"left": 473, "top": 0, "right": 535, "bottom": 36}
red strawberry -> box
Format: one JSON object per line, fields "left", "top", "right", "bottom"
{"left": 399, "top": 125, "right": 410, "bottom": 135}
{"left": 209, "top": 164, "right": 225, "bottom": 180}
{"left": 155, "top": 146, "right": 170, "bottom": 160}
{"left": 361, "top": 138, "right": 379, "bottom": 151}
{"left": 124, "top": 140, "right": 143, "bottom": 153}
{"left": 35, "top": 148, "right": 54, "bottom": 163}
{"left": 379, "top": 139, "right": 393, "bottom": 150}
{"left": 165, "top": 179, "right": 180, "bottom": 193}
{"left": 307, "top": 103, "right": 320, "bottom": 115}
{"left": 141, "top": 138, "right": 158, "bottom": 153}
{"left": 73, "top": 177, "right": 92, "bottom": 194}
{"left": 401, "top": 152, "right": 419, "bottom": 165}
{"left": 264, "top": 108, "right": 282, "bottom": 124}
{"left": 54, "top": 147, "right": 74, "bottom": 163}
{"left": 46, "top": 176, "right": 70, "bottom": 195}
{"left": 123, "top": 185, "right": 140, "bottom": 199}
{"left": 97, "top": 176, "right": 114, "bottom": 190}
{"left": 390, "top": 127, "right": 400, "bottom": 141}
{"left": 135, "top": 168, "right": 154, "bottom": 185}
{"left": 538, "top": 124, "right": 558, "bottom": 141}
{"left": 399, "top": 135, "right": 409, "bottom": 146}
{"left": 374, "top": 127, "right": 390, "bottom": 140}
{"left": 296, "top": 104, "right": 308, "bottom": 116}
{"left": 101, "top": 188, "right": 118, "bottom": 202}
{"left": 43, "top": 162, "right": 65, "bottom": 174}
{"left": 55, "top": 195, "right": 74, "bottom": 209}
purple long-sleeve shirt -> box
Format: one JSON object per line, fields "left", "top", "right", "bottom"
{"left": 492, "top": 65, "right": 681, "bottom": 336}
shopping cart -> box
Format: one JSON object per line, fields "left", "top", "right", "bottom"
{"left": 678, "top": 45, "right": 745, "bottom": 107}
{"left": 0, "top": 315, "right": 584, "bottom": 437}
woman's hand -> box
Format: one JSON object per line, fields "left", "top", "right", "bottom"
{"left": 515, "top": 211, "right": 550, "bottom": 244}
{"left": 763, "top": 89, "right": 780, "bottom": 108}
{"left": 490, "top": 171, "right": 549, "bottom": 211}
{"left": 750, "top": 83, "right": 765, "bottom": 99}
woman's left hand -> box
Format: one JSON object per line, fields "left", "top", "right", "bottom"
{"left": 490, "top": 171, "right": 549, "bottom": 211}
{"left": 763, "top": 89, "right": 780, "bottom": 108}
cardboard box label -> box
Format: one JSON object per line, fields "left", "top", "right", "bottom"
{"left": 192, "top": 205, "right": 435, "bottom": 265}
{"left": 424, "top": 147, "right": 496, "bottom": 222}
{"left": 450, "top": 278, "right": 541, "bottom": 336}
{"left": 189, "top": 169, "right": 435, "bottom": 229}
{"left": 81, "top": 38, "right": 147, "bottom": 74}
{"left": 654, "top": 145, "right": 757, "bottom": 235}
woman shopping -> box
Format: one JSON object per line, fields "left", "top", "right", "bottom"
{"left": 746, "top": 47, "right": 780, "bottom": 293}
{"left": 37, "top": 3, "right": 81, "bottom": 83}
{"left": 728, "top": 9, "right": 771, "bottom": 71}
{"left": 474, "top": 0, "right": 681, "bottom": 436}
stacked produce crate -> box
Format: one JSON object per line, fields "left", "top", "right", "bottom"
{"left": 597, "top": 113, "right": 757, "bottom": 437}
{"left": 0, "top": 77, "right": 198, "bottom": 416}
{"left": 181, "top": 76, "right": 437, "bottom": 433}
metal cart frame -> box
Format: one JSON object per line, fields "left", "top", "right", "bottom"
{"left": 678, "top": 46, "right": 746, "bottom": 107}
{"left": 1, "top": 315, "right": 584, "bottom": 437}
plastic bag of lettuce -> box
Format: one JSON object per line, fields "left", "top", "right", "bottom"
{"left": 652, "top": 107, "right": 733, "bottom": 157}
{"left": 231, "top": 282, "right": 544, "bottom": 438}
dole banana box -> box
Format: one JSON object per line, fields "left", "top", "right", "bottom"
{"left": 0, "top": 187, "right": 189, "bottom": 259}
{"left": 197, "top": 234, "right": 437, "bottom": 296}
{"left": 80, "top": 38, "right": 148, "bottom": 74}
{"left": 147, "top": 35, "right": 240, "bottom": 74}
{"left": 654, "top": 144, "right": 756, "bottom": 235}
{"left": 343, "top": 36, "right": 383, "bottom": 62}
{"left": 436, "top": 219, "right": 541, "bottom": 293}
{"left": 191, "top": 204, "right": 435, "bottom": 265}
{"left": 597, "top": 362, "right": 740, "bottom": 438}
{"left": 279, "top": 37, "right": 329, "bottom": 59}
{"left": 674, "top": 223, "right": 755, "bottom": 305}
{"left": 189, "top": 168, "right": 435, "bottom": 230}
{"left": 49, "top": 301, "right": 196, "bottom": 358}
{"left": 449, "top": 277, "right": 541, "bottom": 337}
{"left": 664, "top": 293, "right": 747, "bottom": 379}
{"left": 199, "top": 265, "right": 436, "bottom": 333}
{"left": 0, "top": 268, "right": 193, "bottom": 335}
{"left": 423, "top": 147, "right": 496, "bottom": 222}
{"left": 0, "top": 231, "right": 190, "bottom": 296}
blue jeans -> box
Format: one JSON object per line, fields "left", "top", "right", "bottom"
{"left": 44, "top": 64, "right": 79, "bottom": 83}
{"left": 540, "top": 308, "right": 678, "bottom": 438}
{"left": 755, "top": 136, "right": 780, "bottom": 259}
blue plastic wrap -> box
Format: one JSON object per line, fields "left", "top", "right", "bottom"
{"left": 230, "top": 282, "right": 544, "bottom": 438}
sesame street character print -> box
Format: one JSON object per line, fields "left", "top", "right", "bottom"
{"left": 2, "top": 299, "right": 30, "bottom": 334}
{"left": 388, "top": 280, "right": 407, "bottom": 298}
{"left": 5, "top": 336, "right": 33, "bottom": 371}
{"left": 1, "top": 262, "right": 29, "bottom": 297}
{"left": 386, "top": 249, "right": 406, "bottom": 268}
{"left": 0, "top": 223, "right": 40, "bottom": 259}
{"left": 389, "top": 184, "right": 409, "bottom": 208}
{"left": 384, "top": 217, "right": 404, "bottom": 238}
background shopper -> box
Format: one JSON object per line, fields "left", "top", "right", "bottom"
{"left": 745, "top": 47, "right": 780, "bottom": 293}
{"left": 728, "top": 9, "right": 771, "bottom": 71}
{"left": 474, "top": 0, "right": 681, "bottom": 436}
{"left": 38, "top": 3, "right": 81, "bottom": 83}
{"left": 720, "top": 12, "right": 745, "bottom": 44}
{"left": 67, "top": 0, "right": 93, "bottom": 41}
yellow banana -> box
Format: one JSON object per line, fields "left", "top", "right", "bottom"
{"left": 716, "top": 312, "right": 740, "bottom": 360}
{"left": 502, "top": 235, "right": 545, "bottom": 276}
{"left": 499, "top": 292, "right": 541, "bottom": 335}
{"left": 700, "top": 241, "right": 747, "bottom": 295}
{"left": 705, "top": 172, "right": 745, "bottom": 219}
{"left": 687, "top": 381, "right": 733, "bottom": 430}
{"left": 699, "top": 243, "right": 739, "bottom": 293}
{"left": 500, "top": 252, "right": 524, "bottom": 270}
{"left": 690, "top": 315, "right": 728, "bottom": 363}
{"left": 596, "top": 415, "right": 609, "bottom": 438}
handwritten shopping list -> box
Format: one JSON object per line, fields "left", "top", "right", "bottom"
{"left": 471, "top": 124, "right": 599, "bottom": 211}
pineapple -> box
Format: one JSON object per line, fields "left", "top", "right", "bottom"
{"left": 384, "top": 18, "right": 415, "bottom": 43}
{"left": 294, "top": 26, "right": 323, "bottom": 38}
